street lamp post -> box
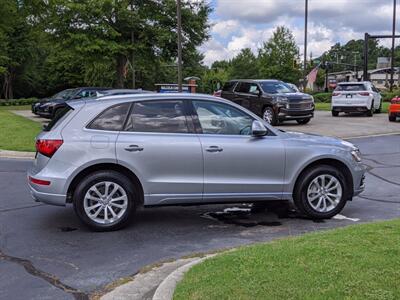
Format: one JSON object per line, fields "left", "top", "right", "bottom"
{"left": 390, "top": 0, "right": 397, "bottom": 91}
{"left": 176, "top": 0, "right": 183, "bottom": 92}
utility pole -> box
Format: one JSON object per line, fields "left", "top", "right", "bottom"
{"left": 176, "top": 0, "right": 183, "bottom": 92}
{"left": 130, "top": 1, "right": 135, "bottom": 89}
{"left": 390, "top": 0, "right": 397, "bottom": 91}
{"left": 303, "top": 0, "right": 308, "bottom": 90}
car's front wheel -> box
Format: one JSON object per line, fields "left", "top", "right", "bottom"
{"left": 389, "top": 114, "right": 396, "bottom": 122}
{"left": 73, "top": 170, "right": 137, "bottom": 231}
{"left": 293, "top": 165, "right": 348, "bottom": 219}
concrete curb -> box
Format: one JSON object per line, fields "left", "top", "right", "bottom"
{"left": 0, "top": 150, "right": 35, "bottom": 160}
{"left": 152, "top": 255, "right": 214, "bottom": 300}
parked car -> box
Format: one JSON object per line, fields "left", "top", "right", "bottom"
{"left": 28, "top": 93, "right": 365, "bottom": 231}
{"left": 98, "top": 89, "right": 153, "bottom": 97}
{"left": 220, "top": 79, "right": 314, "bottom": 125}
{"left": 32, "top": 89, "right": 76, "bottom": 115}
{"left": 389, "top": 96, "right": 400, "bottom": 122}
{"left": 35, "top": 87, "right": 110, "bottom": 119}
{"left": 331, "top": 82, "right": 382, "bottom": 117}
{"left": 213, "top": 90, "right": 222, "bottom": 97}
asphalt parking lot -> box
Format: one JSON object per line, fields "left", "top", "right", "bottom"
{"left": 0, "top": 134, "right": 399, "bottom": 300}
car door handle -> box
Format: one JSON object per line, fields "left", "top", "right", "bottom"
{"left": 206, "top": 146, "right": 223, "bottom": 152}
{"left": 124, "top": 145, "right": 144, "bottom": 152}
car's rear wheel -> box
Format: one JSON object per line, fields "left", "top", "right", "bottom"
{"left": 296, "top": 118, "right": 311, "bottom": 125}
{"left": 366, "top": 102, "right": 374, "bottom": 117}
{"left": 389, "top": 114, "right": 396, "bottom": 122}
{"left": 73, "top": 170, "right": 137, "bottom": 231}
{"left": 331, "top": 110, "right": 339, "bottom": 117}
{"left": 375, "top": 101, "right": 382, "bottom": 113}
{"left": 293, "top": 165, "right": 348, "bottom": 219}
{"left": 262, "top": 107, "right": 278, "bottom": 126}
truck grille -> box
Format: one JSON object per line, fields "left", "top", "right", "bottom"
{"left": 289, "top": 102, "right": 313, "bottom": 110}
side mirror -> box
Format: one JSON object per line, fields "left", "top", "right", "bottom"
{"left": 251, "top": 120, "right": 267, "bottom": 137}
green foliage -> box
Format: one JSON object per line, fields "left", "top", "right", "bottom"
{"left": 312, "top": 92, "right": 332, "bottom": 103}
{"left": 199, "top": 67, "right": 229, "bottom": 94}
{"left": 229, "top": 48, "right": 259, "bottom": 79}
{"left": 0, "top": 98, "right": 38, "bottom": 106}
{"left": 381, "top": 88, "right": 400, "bottom": 102}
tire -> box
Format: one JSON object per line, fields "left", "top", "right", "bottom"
{"left": 375, "top": 101, "right": 382, "bottom": 113}
{"left": 73, "top": 170, "right": 138, "bottom": 231}
{"left": 366, "top": 102, "right": 374, "bottom": 117}
{"left": 389, "top": 114, "right": 396, "bottom": 122}
{"left": 332, "top": 110, "right": 339, "bottom": 117}
{"left": 293, "top": 165, "right": 349, "bottom": 219}
{"left": 296, "top": 118, "right": 311, "bottom": 125}
{"left": 262, "top": 107, "right": 278, "bottom": 126}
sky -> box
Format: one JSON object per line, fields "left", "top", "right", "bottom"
{"left": 200, "top": 0, "right": 399, "bottom": 66}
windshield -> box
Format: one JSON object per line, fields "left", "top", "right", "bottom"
{"left": 51, "top": 89, "right": 77, "bottom": 100}
{"left": 260, "top": 82, "right": 296, "bottom": 94}
{"left": 336, "top": 84, "right": 366, "bottom": 91}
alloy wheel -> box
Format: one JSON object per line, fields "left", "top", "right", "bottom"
{"left": 306, "top": 174, "right": 342, "bottom": 213}
{"left": 263, "top": 108, "right": 273, "bottom": 124}
{"left": 83, "top": 181, "right": 128, "bottom": 224}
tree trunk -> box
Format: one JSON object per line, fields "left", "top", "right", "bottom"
{"left": 2, "top": 72, "right": 13, "bottom": 99}
{"left": 116, "top": 54, "right": 127, "bottom": 88}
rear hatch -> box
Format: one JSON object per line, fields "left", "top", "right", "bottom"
{"left": 332, "top": 83, "right": 370, "bottom": 105}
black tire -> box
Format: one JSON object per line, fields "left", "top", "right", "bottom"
{"left": 332, "top": 110, "right": 339, "bottom": 117}
{"left": 389, "top": 114, "right": 396, "bottom": 122}
{"left": 262, "top": 107, "right": 278, "bottom": 126}
{"left": 293, "top": 165, "right": 349, "bottom": 219}
{"left": 296, "top": 118, "right": 311, "bottom": 125}
{"left": 375, "top": 101, "right": 382, "bottom": 113}
{"left": 73, "top": 170, "right": 138, "bottom": 231}
{"left": 366, "top": 102, "right": 374, "bottom": 117}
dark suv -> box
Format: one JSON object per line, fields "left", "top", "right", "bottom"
{"left": 221, "top": 79, "right": 314, "bottom": 125}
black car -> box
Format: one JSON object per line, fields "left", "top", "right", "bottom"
{"left": 221, "top": 79, "right": 314, "bottom": 125}
{"left": 34, "top": 87, "right": 110, "bottom": 119}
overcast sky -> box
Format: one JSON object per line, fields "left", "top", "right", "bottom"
{"left": 200, "top": 0, "right": 399, "bottom": 65}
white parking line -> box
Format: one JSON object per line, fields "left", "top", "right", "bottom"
{"left": 333, "top": 214, "right": 360, "bottom": 222}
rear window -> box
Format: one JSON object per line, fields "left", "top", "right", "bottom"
{"left": 88, "top": 103, "right": 131, "bottom": 131}
{"left": 222, "top": 81, "right": 237, "bottom": 92}
{"left": 336, "top": 84, "right": 366, "bottom": 91}
{"left": 43, "top": 106, "right": 73, "bottom": 131}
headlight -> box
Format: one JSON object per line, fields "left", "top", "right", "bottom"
{"left": 351, "top": 149, "right": 362, "bottom": 162}
{"left": 276, "top": 96, "right": 288, "bottom": 104}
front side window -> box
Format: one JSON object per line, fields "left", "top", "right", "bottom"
{"left": 125, "top": 100, "right": 189, "bottom": 133}
{"left": 88, "top": 103, "right": 130, "bottom": 131}
{"left": 193, "top": 101, "right": 254, "bottom": 135}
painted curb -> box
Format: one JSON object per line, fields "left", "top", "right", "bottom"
{"left": 152, "top": 255, "right": 215, "bottom": 300}
{"left": 0, "top": 150, "right": 35, "bottom": 160}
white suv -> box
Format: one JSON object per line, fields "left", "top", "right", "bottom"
{"left": 331, "top": 82, "right": 382, "bottom": 117}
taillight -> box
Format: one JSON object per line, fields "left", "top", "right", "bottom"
{"left": 35, "top": 139, "right": 63, "bottom": 157}
{"left": 358, "top": 92, "right": 370, "bottom": 96}
{"left": 332, "top": 92, "right": 341, "bottom": 96}
{"left": 29, "top": 176, "right": 51, "bottom": 186}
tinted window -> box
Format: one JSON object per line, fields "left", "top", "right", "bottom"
{"left": 44, "top": 106, "right": 73, "bottom": 131}
{"left": 260, "top": 82, "right": 295, "bottom": 94}
{"left": 125, "top": 100, "right": 188, "bottom": 133}
{"left": 193, "top": 101, "right": 254, "bottom": 135}
{"left": 236, "top": 82, "right": 251, "bottom": 93}
{"left": 335, "top": 84, "right": 366, "bottom": 91}
{"left": 88, "top": 103, "right": 130, "bottom": 131}
{"left": 222, "top": 81, "right": 237, "bottom": 92}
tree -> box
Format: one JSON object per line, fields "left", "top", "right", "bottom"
{"left": 229, "top": 48, "right": 259, "bottom": 79}
{"left": 258, "top": 26, "right": 301, "bottom": 83}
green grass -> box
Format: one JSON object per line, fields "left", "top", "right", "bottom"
{"left": 0, "top": 106, "right": 41, "bottom": 152}
{"left": 315, "top": 102, "right": 390, "bottom": 113}
{"left": 174, "top": 219, "right": 400, "bottom": 300}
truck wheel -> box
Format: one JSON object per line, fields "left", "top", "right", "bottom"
{"left": 262, "top": 107, "right": 277, "bottom": 126}
{"left": 332, "top": 110, "right": 339, "bottom": 117}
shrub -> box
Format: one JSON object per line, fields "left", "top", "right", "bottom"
{"left": 0, "top": 98, "right": 38, "bottom": 106}
{"left": 312, "top": 92, "right": 332, "bottom": 103}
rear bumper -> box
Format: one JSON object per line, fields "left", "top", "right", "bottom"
{"left": 332, "top": 106, "right": 369, "bottom": 113}
{"left": 29, "top": 184, "right": 67, "bottom": 206}
{"left": 389, "top": 104, "right": 400, "bottom": 115}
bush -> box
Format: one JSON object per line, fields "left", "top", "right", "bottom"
{"left": 0, "top": 98, "right": 38, "bottom": 106}
{"left": 312, "top": 92, "right": 332, "bottom": 103}
{"left": 381, "top": 89, "right": 400, "bottom": 102}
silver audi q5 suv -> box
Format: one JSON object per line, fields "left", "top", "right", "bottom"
{"left": 28, "top": 93, "right": 365, "bottom": 231}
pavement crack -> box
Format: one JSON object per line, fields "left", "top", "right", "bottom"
{"left": 358, "top": 195, "right": 400, "bottom": 204}
{"left": 0, "top": 249, "right": 88, "bottom": 300}
{"left": 363, "top": 157, "right": 400, "bottom": 168}
{"left": 366, "top": 170, "right": 400, "bottom": 187}
{"left": 0, "top": 204, "right": 44, "bottom": 213}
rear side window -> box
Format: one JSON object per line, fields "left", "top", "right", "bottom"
{"left": 222, "top": 81, "right": 237, "bottom": 92}
{"left": 336, "top": 84, "right": 366, "bottom": 91}
{"left": 43, "top": 106, "right": 73, "bottom": 131}
{"left": 88, "top": 103, "right": 130, "bottom": 131}
{"left": 236, "top": 82, "right": 251, "bottom": 93}
{"left": 124, "top": 100, "right": 189, "bottom": 133}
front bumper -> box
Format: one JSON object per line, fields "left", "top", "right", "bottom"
{"left": 277, "top": 108, "right": 314, "bottom": 120}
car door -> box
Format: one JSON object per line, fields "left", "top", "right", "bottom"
{"left": 116, "top": 99, "right": 203, "bottom": 205}
{"left": 248, "top": 83, "right": 263, "bottom": 115}
{"left": 191, "top": 100, "right": 285, "bottom": 202}
{"left": 234, "top": 82, "right": 251, "bottom": 110}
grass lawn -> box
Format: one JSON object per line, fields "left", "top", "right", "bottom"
{"left": 0, "top": 106, "right": 41, "bottom": 152}
{"left": 315, "top": 102, "right": 390, "bottom": 113}
{"left": 174, "top": 219, "right": 400, "bottom": 300}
